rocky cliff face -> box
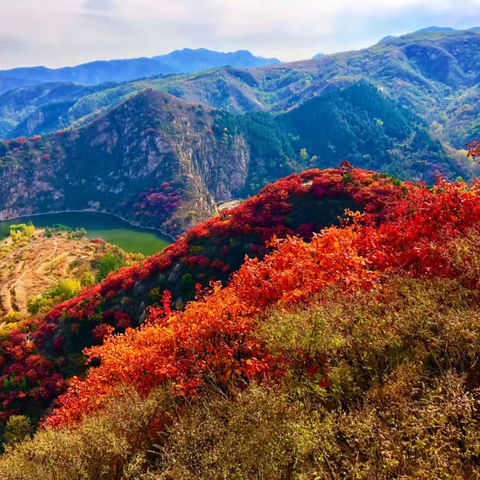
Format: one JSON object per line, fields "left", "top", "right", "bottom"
{"left": 0, "top": 90, "right": 255, "bottom": 237}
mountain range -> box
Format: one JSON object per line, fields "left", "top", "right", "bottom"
{"left": 0, "top": 83, "right": 458, "bottom": 238}
{"left": 0, "top": 48, "right": 281, "bottom": 96}
{"left": 1, "top": 28, "right": 480, "bottom": 237}
{"left": 3, "top": 24, "right": 480, "bottom": 478}
{"left": 1, "top": 28, "right": 480, "bottom": 151}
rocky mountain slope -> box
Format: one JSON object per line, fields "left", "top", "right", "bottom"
{"left": 0, "top": 82, "right": 118, "bottom": 139}
{"left": 0, "top": 90, "right": 255, "bottom": 237}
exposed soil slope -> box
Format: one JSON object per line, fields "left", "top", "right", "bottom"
{"left": 0, "top": 231, "right": 101, "bottom": 317}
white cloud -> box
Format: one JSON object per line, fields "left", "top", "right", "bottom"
{"left": 0, "top": 0, "right": 480, "bottom": 69}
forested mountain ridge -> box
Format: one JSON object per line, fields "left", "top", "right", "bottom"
{"left": 1, "top": 28, "right": 480, "bottom": 155}
{"left": 277, "top": 82, "right": 464, "bottom": 180}
{"left": 0, "top": 67, "right": 269, "bottom": 139}
{"left": 0, "top": 89, "right": 255, "bottom": 237}
{"left": 0, "top": 83, "right": 467, "bottom": 239}
{"left": 377, "top": 25, "right": 480, "bottom": 43}
{"left": 0, "top": 82, "right": 119, "bottom": 139}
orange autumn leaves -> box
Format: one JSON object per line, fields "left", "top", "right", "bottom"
{"left": 45, "top": 225, "right": 377, "bottom": 427}
{"left": 0, "top": 168, "right": 412, "bottom": 425}
{"left": 45, "top": 173, "right": 480, "bottom": 428}
{"left": 468, "top": 140, "right": 480, "bottom": 159}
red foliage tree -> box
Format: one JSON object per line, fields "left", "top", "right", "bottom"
{"left": 467, "top": 140, "right": 480, "bottom": 159}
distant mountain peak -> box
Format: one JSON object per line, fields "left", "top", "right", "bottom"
{"left": 378, "top": 35, "right": 396, "bottom": 44}
{"left": 416, "top": 26, "right": 456, "bottom": 33}
{"left": 312, "top": 53, "right": 326, "bottom": 59}
{"left": 153, "top": 48, "right": 281, "bottom": 73}
{"left": 376, "top": 26, "right": 480, "bottom": 45}
{"left": 0, "top": 48, "right": 282, "bottom": 95}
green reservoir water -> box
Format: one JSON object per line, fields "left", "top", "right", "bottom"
{"left": 0, "top": 212, "right": 172, "bottom": 256}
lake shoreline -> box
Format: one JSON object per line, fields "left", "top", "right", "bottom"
{"left": 0, "top": 210, "right": 174, "bottom": 256}
{"left": 1, "top": 208, "right": 176, "bottom": 243}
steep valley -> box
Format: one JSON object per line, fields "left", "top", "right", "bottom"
{"left": 0, "top": 83, "right": 471, "bottom": 239}
{"left": 0, "top": 90, "right": 254, "bottom": 237}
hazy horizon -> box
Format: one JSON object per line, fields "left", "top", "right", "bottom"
{"left": 1, "top": 0, "right": 480, "bottom": 70}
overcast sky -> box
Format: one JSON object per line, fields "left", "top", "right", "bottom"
{"left": 1, "top": 0, "right": 480, "bottom": 70}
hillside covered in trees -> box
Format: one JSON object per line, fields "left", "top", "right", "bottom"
{"left": 1, "top": 29, "right": 480, "bottom": 156}
{"left": 2, "top": 161, "right": 480, "bottom": 477}
{"left": 0, "top": 168, "right": 410, "bottom": 428}
{"left": 0, "top": 83, "right": 473, "bottom": 240}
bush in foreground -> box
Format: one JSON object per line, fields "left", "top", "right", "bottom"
{"left": 2, "top": 278, "right": 480, "bottom": 479}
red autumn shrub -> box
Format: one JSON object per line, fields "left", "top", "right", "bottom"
{"left": 92, "top": 324, "right": 115, "bottom": 343}
{"left": 45, "top": 177, "right": 480, "bottom": 427}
